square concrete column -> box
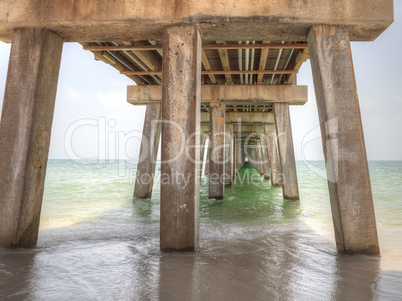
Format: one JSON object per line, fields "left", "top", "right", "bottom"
{"left": 256, "top": 143, "right": 264, "bottom": 174}
{"left": 274, "top": 103, "right": 299, "bottom": 200}
{"left": 134, "top": 103, "right": 161, "bottom": 199}
{"left": 233, "top": 138, "right": 239, "bottom": 178}
{"left": 264, "top": 124, "right": 282, "bottom": 186}
{"left": 308, "top": 25, "right": 379, "bottom": 255}
{"left": 204, "top": 144, "right": 210, "bottom": 176}
{"left": 224, "top": 124, "right": 234, "bottom": 186}
{"left": 199, "top": 134, "right": 207, "bottom": 178}
{"left": 209, "top": 103, "right": 225, "bottom": 199}
{"left": 0, "top": 29, "right": 63, "bottom": 248}
{"left": 160, "top": 24, "right": 201, "bottom": 252}
{"left": 260, "top": 139, "right": 271, "bottom": 180}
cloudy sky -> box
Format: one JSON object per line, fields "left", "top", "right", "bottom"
{"left": 0, "top": 4, "right": 401, "bottom": 162}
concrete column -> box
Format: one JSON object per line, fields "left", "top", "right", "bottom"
{"left": 264, "top": 124, "right": 282, "bottom": 186}
{"left": 260, "top": 139, "right": 270, "bottom": 180}
{"left": 254, "top": 145, "right": 262, "bottom": 173}
{"left": 134, "top": 103, "right": 161, "bottom": 199}
{"left": 308, "top": 25, "right": 379, "bottom": 255}
{"left": 0, "top": 29, "right": 63, "bottom": 248}
{"left": 204, "top": 144, "right": 210, "bottom": 176}
{"left": 199, "top": 134, "right": 207, "bottom": 177}
{"left": 238, "top": 143, "right": 244, "bottom": 171}
{"left": 256, "top": 143, "right": 263, "bottom": 174}
{"left": 274, "top": 103, "right": 299, "bottom": 200}
{"left": 160, "top": 24, "right": 201, "bottom": 252}
{"left": 249, "top": 147, "right": 257, "bottom": 170}
{"left": 209, "top": 103, "right": 225, "bottom": 199}
{"left": 224, "top": 124, "right": 233, "bottom": 186}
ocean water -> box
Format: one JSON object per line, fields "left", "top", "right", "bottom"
{"left": 1, "top": 160, "right": 402, "bottom": 300}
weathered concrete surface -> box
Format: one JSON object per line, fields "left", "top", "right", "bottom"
{"left": 201, "top": 112, "right": 274, "bottom": 124}
{"left": 274, "top": 103, "right": 299, "bottom": 200}
{"left": 260, "top": 141, "right": 271, "bottom": 180}
{"left": 160, "top": 24, "right": 201, "bottom": 252}
{"left": 308, "top": 25, "right": 379, "bottom": 255}
{"left": 0, "top": 0, "right": 393, "bottom": 42}
{"left": 0, "top": 28, "right": 63, "bottom": 248}
{"left": 128, "top": 85, "right": 308, "bottom": 106}
{"left": 224, "top": 124, "right": 233, "bottom": 186}
{"left": 134, "top": 103, "right": 161, "bottom": 199}
{"left": 264, "top": 124, "right": 282, "bottom": 186}
{"left": 209, "top": 103, "right": 225, "bottom": 199}
{"left": 199, "top": 134, "right": 207, "bottom": 178}
{"left": 204, "top": 143, "right": 210, "bottom": 176}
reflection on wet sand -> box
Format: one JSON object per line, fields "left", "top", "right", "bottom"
{"left": 1, "top": 222, "right": 401, "bottom": 300}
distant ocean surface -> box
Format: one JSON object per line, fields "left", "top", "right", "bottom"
{"left": 1, "top": 160, "right": 401, "bottom": 300}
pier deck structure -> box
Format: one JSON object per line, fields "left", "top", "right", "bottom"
{"left": 0, "top": 0, "right": 393, "bottom": 254}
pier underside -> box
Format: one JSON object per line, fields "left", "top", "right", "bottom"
{"left": 0, "top": 0, "right": 393, "bottom": 254}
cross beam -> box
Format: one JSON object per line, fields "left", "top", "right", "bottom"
{"left": 127, "top": 85, "right": 307, "bottom": 105}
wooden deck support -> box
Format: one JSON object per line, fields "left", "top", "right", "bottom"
{"left": 308, "top": 25, "right": 379, "bottom": 255}
{"left": 0, "top": 28, "right": 63, "bottom": 248}
{"left": 133, "top": 103, "right": 161, "bottom": 199}
{"left": 160, "top": 24, "right": 201, "bottom": 252}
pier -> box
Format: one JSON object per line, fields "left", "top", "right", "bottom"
{"left": 0, "top": 0, "right": 393, "bottom": 255}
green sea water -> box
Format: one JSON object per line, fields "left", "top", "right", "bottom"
{"left": 39, "top": 160, "right": 402, "bottom": 228}
{"left": 1, "top": 160, "right": 401, "bottom": 300}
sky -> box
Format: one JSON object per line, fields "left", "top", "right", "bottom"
{"left": 0, "top": 4, "right": 401, "bottom": 162}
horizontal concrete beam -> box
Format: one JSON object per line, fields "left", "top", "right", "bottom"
{"left": 128, "top": 85, "right": 307, "bottom": 105}
{"left": 0, "top": 0, "right": 393, "bottom": 42}
{"left": 201, "top": 112, "right": 273, "bottom": 124}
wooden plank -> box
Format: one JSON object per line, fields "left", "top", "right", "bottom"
{"left": 82, "top": 43, "right": 308, "bottom": 52}
{"left": 80, "top": 42, "right": 145, "bottom": 85}
{"left": 287, "top": 48, "right": 309, "bottom": 84}
{"left": 122, "top": 41, "right": 162, "bottom": 81}
{"left": 121, "top": 70, "right": 297, "bottom": 76}
{"left": 216, "top": 41, "right": 232, "bottom": 84}
{"left": 201, "top": 50, "right": 217, "bottom": 84}
{"left": 257, "top": 41, "right": 270, "bottom": 85}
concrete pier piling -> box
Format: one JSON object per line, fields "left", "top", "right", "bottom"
{"left": 199, "top": 134, "right": 207, "bottom": 177}
{"left": 224, "top": 124, "right": 234, "bottom": 186}
{"left": 209, "top": 102, "right": 225, "bottom": 199}
{"left": 160, "top": 24, "right": 201, "bottom": 252}
{"left": 308, "top": 25, "right": 380, "bottom": 255}
{"left": 0, "top": 28, "right": 63, "bottom": 248}
{"left": 134, "top": 103, "right": 161, "bottom": 199}
{"left": 274, "top": 103, "right": 299, "bottom": 200}
{"left": 265, "top": 124, "right": 282, "bottom": 186}
{"left": 260, "top": 140, "right": 271, "bottom": 180}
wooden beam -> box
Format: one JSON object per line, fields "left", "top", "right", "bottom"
{"left": 201, "top": 112, "right": 274, "bottom": 124}
{"left": 121, "top": 70, "right": 297, "bottom": 76}
{"left": 201, "top": 50, "right": 217, "bottom": 84}
{"left": 122, "top": 41, "right": 162, "bottom": 81}
{"left": 257, "top": 41, "right": 270, "bottom": 85}
{"left": 82, "top": 43, "right": 308, "bottom": 52}
{"left": 216, "top": 41, "right": 232, "bottom": 84}
{"left": 80, "top": 43, "right": 145, "bottom": 85}
{"left": 287, "top": 48, "right": 309, "bottom": 84}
